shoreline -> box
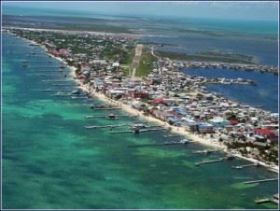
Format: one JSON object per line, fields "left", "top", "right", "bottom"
{"left": 12, "top": 32, "right": 279, "bottom": 174}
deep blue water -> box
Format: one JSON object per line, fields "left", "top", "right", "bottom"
{"left": 183, "top": 68, "right": 278, "bottom": 112}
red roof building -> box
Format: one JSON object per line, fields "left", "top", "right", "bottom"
{"left": 254, "top": 128, "right": 276, "bottom": 139}
{"left": 152, "top": 97, "right": 167, "bottom": 105}
{"left": 229, "top": 119, "right": 239, "bottom": 125}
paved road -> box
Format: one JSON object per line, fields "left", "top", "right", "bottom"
{"left": 131, "top": 44, "right": 143, "bottom": 78}
{"left": 151, "top": 46, "right": 161, "bottom": 60}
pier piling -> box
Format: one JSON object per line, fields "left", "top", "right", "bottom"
{"left": 243, "top": 178, "right": 278, "bottom": 184}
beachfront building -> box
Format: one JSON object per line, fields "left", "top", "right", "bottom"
{"left": 9, "top": 27, "right": 278, "bottom": 166}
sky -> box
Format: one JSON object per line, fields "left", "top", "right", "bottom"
{"left": 2, "top": 1, "right": 279, "bottom": 22}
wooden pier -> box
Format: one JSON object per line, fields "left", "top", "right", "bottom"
{"left": 42, "top": 79, "right": 72, "bottom": 82}
{"left": 27, "top": 66, "right": 66, "bottom": 69}
{"left": 271, "top": 193, "right": 279, "bottom": 205}
{"left": 243, "top": 178, "right": 278, "bottom": 184}
{"left": 255, "top": 193, "right": 279, "bottom": 205}
{"left": 84, "top": 124, "right": 128, "bottom": 129}
{"left": 51, "top": 92, "right": 72, "bottom": 97}
{"left": 85, "top": 114, "right": 136, "bottom": 119}
{"left": 111, "top": 127, "right": 167, "bottom": 134}
{"left": 71, "top": 96, "right": 89, "bottom": 99}
{"left": 232, "top": 163, "right": 260, "bottom": 169}
{"left": 28, "top": 73, "right": 61, "bottom": 77}
{"left": 195, "top": 158, "right": 225, "bottom": 166}
{"left": 192, "top": 149, "right": 218, "bottom": 155}
{"left": 255, "top": 198, "right": 271, "bottom": 204}
{"left": 52, "top": 84, "right": 76, "bottom": 87}
{"left": 90, "top": 106, "right": 121, "bottom": 110}
{"left": 29, "top": 70, "right": 63, "bottom": 73}
{"left": 32, "top": 89, "right": 54, "bottom": 92}
{"left": 195, "top": 154, "right": 235, "bottom": 166}
{"left": 163, "top": 134, "right": 182, "bottom": 138}
{"left": 128, "top": 139, "right": 190, "bottom": 148}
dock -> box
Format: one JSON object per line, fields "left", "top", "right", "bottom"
{"left": 52, "top": 84, "right": 76, "bottom": 87}
{"left": 51, "top": 92, "right": 72, "bottom": 97}
{"left": 195, "top": 158, "right": 225, "bottom": 166}
{"left": 110, "top": 127, "right": 167, "bottom": 134}
{"left": 271, "top": 193, "right": 279, "bottom": 205}
{"left": 28, "top": 73, "right": 62, "bottom": 77}
{"left": 128, "top": 139, "right": 190, "bottom": 148}
{"left": 27, "top": 66, "right": 66, "bottom": 69}
{"left": 42, "top": 79, "right": 72, "bottom": 82}
{"left": 255, "top": 193, "right": 279, "bottom": 205}
{"left": 195, "top": 154, "right": 235, "bottom": 166}
{"left": 85, "top": 114, "right": 135, "bottom": 119}
{"left": 255, "top": 198, "right": 271, "bottom": 204}
{"left": 29, "top": 70, "right": 63, "bottom": 73}
{"left": 32, "top": 89, "right": 54, "bottom": 92}
{"left": 243, "top": 178, "right": 278, "bottom": 184}
{"left": 71, "top": 96, "right": 89, "bottom": 99}
{"left": 192, "top": 149, "right": 218, "bottom": 155}
{"left": 84, "top": 124, "right": 128, "bottom": 129}
{"left": 232, "top": 163, "right": 260, "bottom": 169}
{"left": 90, "top": 106, "right": 121, "bottom": 110}
{"left": 163, "top": 134, "right": 182, "bottom": 138}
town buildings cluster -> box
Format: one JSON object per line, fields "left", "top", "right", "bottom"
{"left": 7, "top": 28, "right": 279, "bottom": 166}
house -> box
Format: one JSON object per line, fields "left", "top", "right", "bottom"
{"left": 209, "top": 117, "right": 228, "bottom": 128}
{"left": 181, "top": 118, "right": 198, "bottom": 132}
{"left": 254, "top": 128, "right": 276, "bottom": 139}
{"left": 152, "top": 97, "right": 167, "bottom": 106}
{"left": 198, "top": 123, "right": 214, "bottom": 133}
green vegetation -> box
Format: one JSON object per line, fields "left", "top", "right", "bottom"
{"left": 157, "top": 50, "right": 256, "bottom": 64}
{"left": 122, "top": 66, "right": 130, "bottom": 76}
{"left": 120, "top": 47, "right": 134, "bottom": 76}
{"left": 120, "top": 47, "right": 134, "bottom": 65}
{"left": 136, "top": 50, "right": 156, "bottom": 77}
{"left": 3, "top": 15, "right": 132, "bottom": 34}
{"left": 61, "top": 24, "right": 131, "bottom": 34}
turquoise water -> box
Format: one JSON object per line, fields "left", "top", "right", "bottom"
{"left": 2, "top": 33, "right": 278, "bottom": 209}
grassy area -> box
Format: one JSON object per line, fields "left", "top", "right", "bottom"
{"left": 157, "top": 50, "right": 256, "bottom": 64}
{"left": 61, "top": 24, "right": 131, "bottom": 33}
{"left": 3, "top": 15, "right": 132, "bottom": 34}
{"left": 121, "top": 47, "right": 134, "bottom": 76}
{"left": 120, "top": 47, "right": 134, "bottom": 65}
{"left": 135, "top": 49, "right": 156, "bottom": 77}
{"left": 122, "top": 66, "right": 130, "bottom": 76}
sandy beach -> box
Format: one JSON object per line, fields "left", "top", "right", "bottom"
{"left": 18, "top": 32, "right": 278, "bottom": 174}
{"left": 73, "top": 73, "right": 279, "bottom": 173}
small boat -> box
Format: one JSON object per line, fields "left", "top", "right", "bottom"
{"left": 132, "top": 123, "right": 146, "bottom": 129}
{"left": 225, "top": 154, "right": 235, "bottom": 160}
{"left": 71, "top": 89, "right": 81, "bottom": 95}
{"left": 108, "top": 113, "right": 116, "bottom": 120}
{"left": 179, "top": 139, "right": 189, "bottom": 144}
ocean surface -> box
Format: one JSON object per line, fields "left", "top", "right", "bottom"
{"left": 141, "top": 33, "right": 278, "bottom": 66}
{"left": 183, "top": 68, "right": 278, "bottom": 113}
{"left": 2, "top": 33, "right": 278, "bottom": 209}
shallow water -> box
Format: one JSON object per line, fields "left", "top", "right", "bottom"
{"left": 141, "top": 31, "right": 278, "bottom": 66}
{"left": 2, "top": 33, "right": 278, "bottom": 209}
